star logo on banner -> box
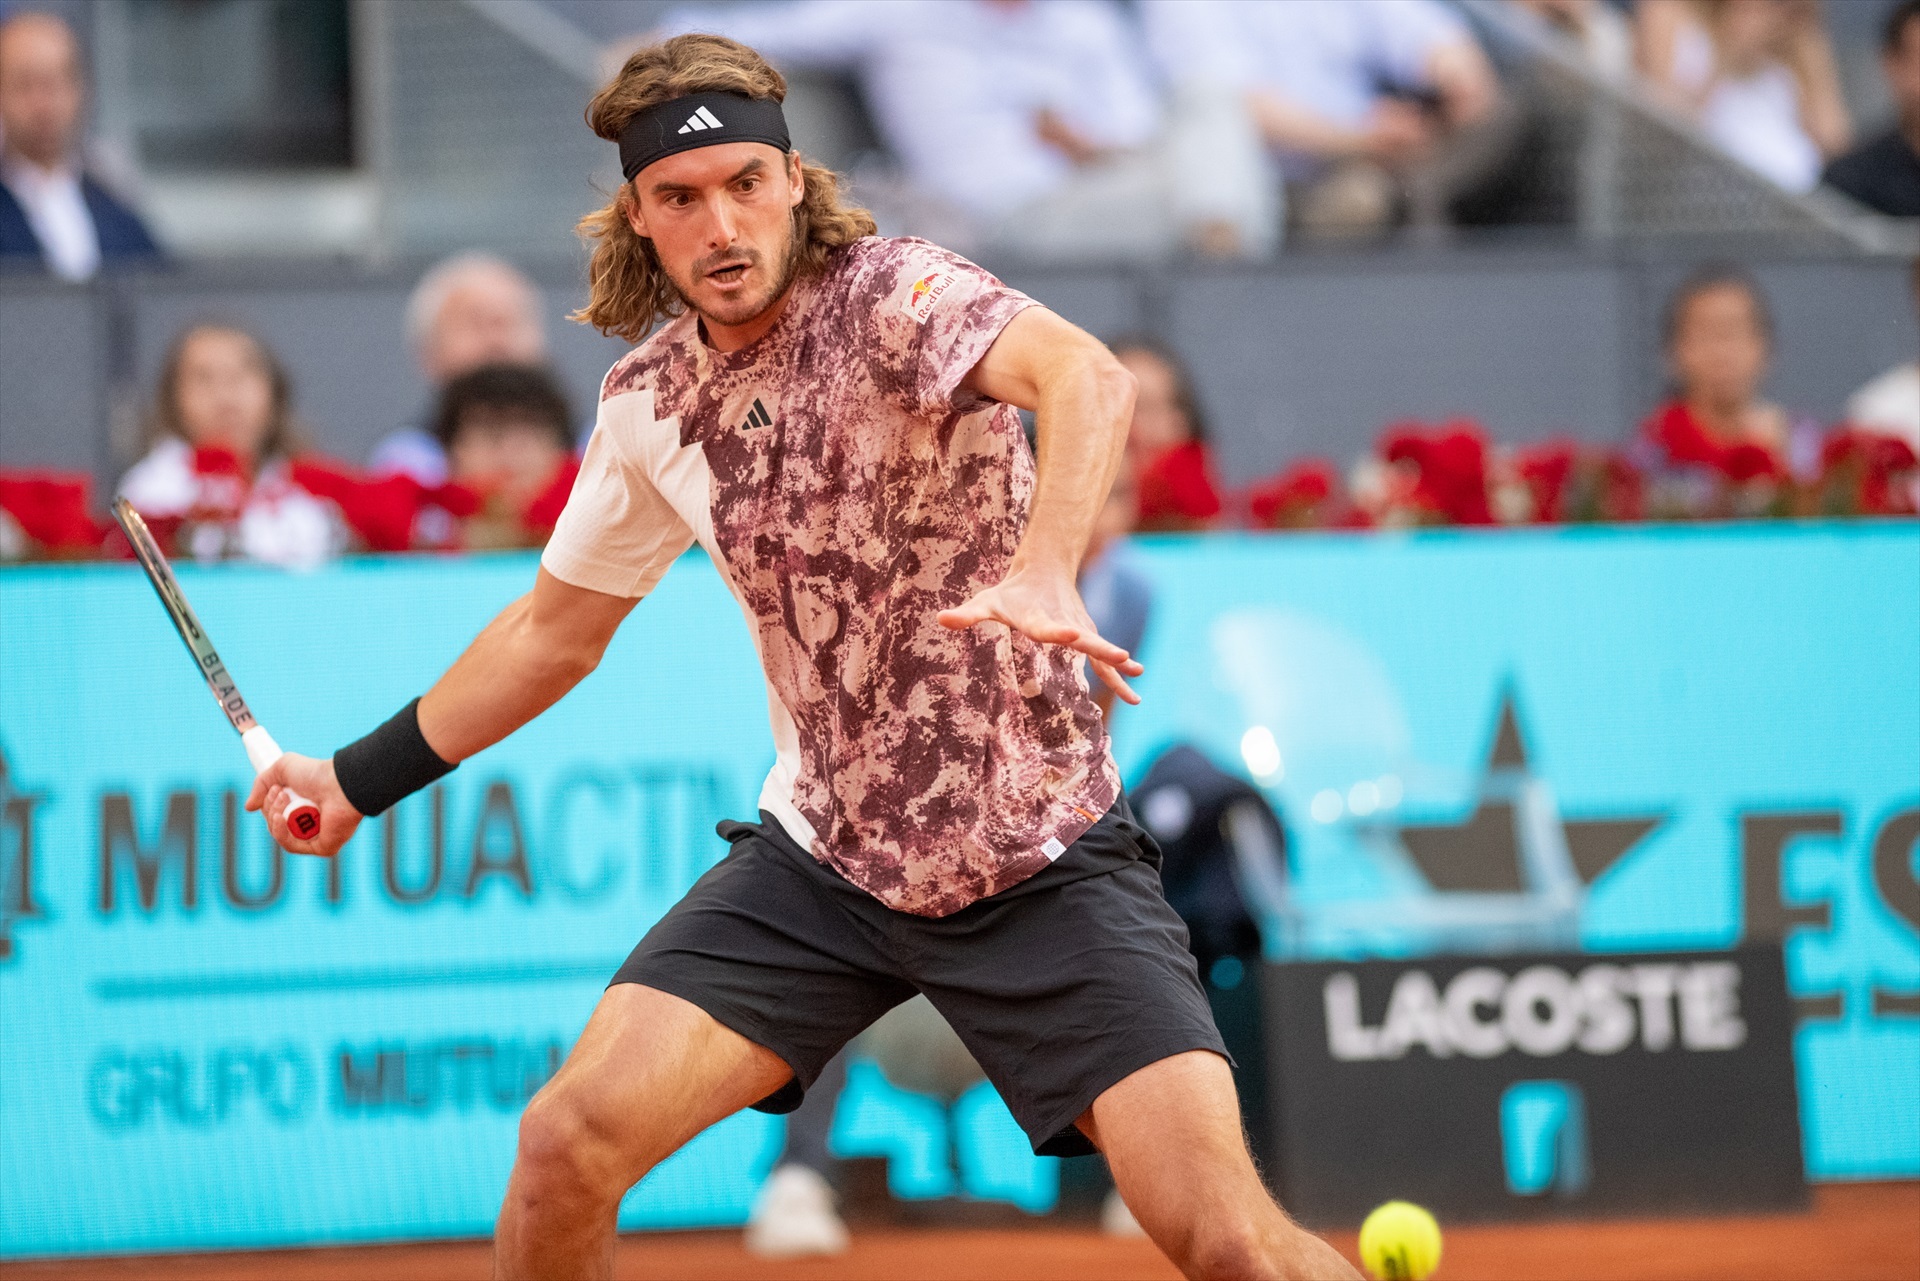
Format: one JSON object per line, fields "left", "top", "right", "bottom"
{"left": 1395, "top": 690, "right": 1666, "bottom": 893}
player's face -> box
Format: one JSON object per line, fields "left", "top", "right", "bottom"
{"left": 626, "top": 143, "right": 806, "bottom": 336}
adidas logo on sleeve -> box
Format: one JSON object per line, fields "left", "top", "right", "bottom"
{"left": 677, "top": 105, "right": 726, "bottom": 134}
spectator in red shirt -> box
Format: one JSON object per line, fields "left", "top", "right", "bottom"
{"left": 117, "top": 324, "right": 343, "bottom": 567}
{"left": 1111, "top": 336, "right": 1224, "bottom": 531}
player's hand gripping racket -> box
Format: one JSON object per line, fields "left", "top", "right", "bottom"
{"left": 112, "top": 499, "right": 324, "bottom": 844}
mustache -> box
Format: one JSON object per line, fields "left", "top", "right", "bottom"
{"left": 696, "top": 248, "right": 760, "bottom": 276}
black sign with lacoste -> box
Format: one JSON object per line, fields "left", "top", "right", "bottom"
{"left": 1259, "top": 945, "right": 1803, "bottom": 1225}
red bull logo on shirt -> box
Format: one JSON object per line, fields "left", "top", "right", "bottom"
{"left": 904, "top": 271, "right": 956, "bottom": 323}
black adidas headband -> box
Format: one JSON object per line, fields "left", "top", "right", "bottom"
{"left": 618, "top": 91, "right": 792, "bottom": 182}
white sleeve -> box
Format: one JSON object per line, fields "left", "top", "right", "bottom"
{"left": 1139, "top": 0, "right": 1253, "bottom": 90}
{"left": 658, "top": 0, "right": 900, "bottom": 68}
{"left": 1367, "top": 0, "right": 1473, "bottom": 90}
{"left": 541, "top": 394, "right": 694, "bottom": 599}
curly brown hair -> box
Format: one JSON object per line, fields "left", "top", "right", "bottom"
{"left": 573, "top": 34, "right": 876, "bottom": 343}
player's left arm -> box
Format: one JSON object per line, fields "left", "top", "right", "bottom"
{"left": 940, "top": 307, "right": 1144, "bottom": 704}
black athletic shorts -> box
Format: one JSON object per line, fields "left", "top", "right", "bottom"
{"left": 610, "top": 798, "right": 1228, "bottom": 1157}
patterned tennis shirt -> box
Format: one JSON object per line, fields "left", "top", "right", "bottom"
{"left": 542, "top": 236, "right": 1120, "bottom": 917}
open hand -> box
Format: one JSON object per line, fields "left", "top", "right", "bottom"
{"left": 245, "top": 753, "right": 362, "bottom": 857}
{"left": 937, "top": 567, "right": 1145, "bottom": 705}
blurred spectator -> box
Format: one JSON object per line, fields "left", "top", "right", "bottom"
{"left": 118, "top": 324, "right": 343, "bottom": 568}
{"left": 0, "top": 10, "right": 160, "bottom": 279}
{"left": 1638, "top": 265, "right": 1822, "bottom": 514}
{"left": 647, "top": 1, "right": 1275, "bottom": 259}
{"left": 1635, "top": 0, "right": 1852, "bottom": 194}
{"left": 1141, "top": 0, "right": 1514, "bottom": 239}
{"left": 433, "top": 363, "right": 579, "bottom": 549}
{"left": 1821, "top": 0, "right": 1920, "bottom": 216}
{"left": 1111, "top": 337, "right": 1223, "bottom": 531}
{"left": 369, "top": 253, "right": 549, "bottom": 484}
{"left": 1079, "top": 465, "right": 1150, "bottom": 721}
{"left": 1844, "top": 257, "right": 1920, "bottom": 449}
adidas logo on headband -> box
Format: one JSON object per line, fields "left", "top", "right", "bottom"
{"left": 619, "top": 92, "right": 791, "bottom": 181}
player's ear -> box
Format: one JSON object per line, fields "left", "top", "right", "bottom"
{"left": 622, "top": 185, "right": 649, "bottom": 238}
{"left": 787, "top": 151, "right": 805, "bottom": 210}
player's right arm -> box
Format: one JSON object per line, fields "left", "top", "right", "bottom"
{"left": 416, "top": 568, "right": 638, "bottom": 762}
{"left": 246, "top": 568, "right": 637, "bottom": 855}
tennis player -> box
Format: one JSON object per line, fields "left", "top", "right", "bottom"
{"left": 250, "top": 34, "right": 1357, "bottom": 1281}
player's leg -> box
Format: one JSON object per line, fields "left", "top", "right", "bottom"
{"left": 1076, "top": 1051, "right": 1359, "bottom": 1281}
{"left": 497, "top": 813, "right": 913, "bottom": 1279}
{"left": 494, "top": 982, "right": 789, "bottom": 1280}
{"left": 899, "top": 802, "right": 1356, "bottom": 1280}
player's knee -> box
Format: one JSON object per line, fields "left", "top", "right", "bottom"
{"left": 1199, "top": 1217, "right": 1351, "bottom": 1281}
{"left": 1179, "top": 1209, "right": 1309, "bottom": 1281}
{"left": 1179, "top": 1215, "right": 1262, "bottom": 1280}
{"left": 513, "top": 1089, "right": 622, "bottom": 1198}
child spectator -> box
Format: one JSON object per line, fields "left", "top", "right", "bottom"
{"left": 1638, "top": 265, "right": 1821, "bottom": 514}
{"left": 118, "top": 324, "right": 342, "bottom": 567}
{"left": 1111, "top": 336, "right": 1224, "bottom": 531}
{"left": 433, "top": 363, "right": 578, "bottom": 548}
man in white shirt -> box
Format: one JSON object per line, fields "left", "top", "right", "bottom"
{"left": 368, "top": 252, "right": 552, "bottom": 484}
{"left": 644, "top": 0, "right": 1275, "bottom": 260}
{"left": 0, "top": 10, "right": 160, "bottom": 279}
{"left": 1142, "top": 0, "right": 1513, "bottom": 239}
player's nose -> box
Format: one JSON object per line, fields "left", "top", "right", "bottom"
{"left": 701, "top": 201, "right": 739, "bottom": 252}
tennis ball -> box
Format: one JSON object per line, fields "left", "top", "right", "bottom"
{"left": 1358, "top": 1200, "right": 1442, "bottom": 1281}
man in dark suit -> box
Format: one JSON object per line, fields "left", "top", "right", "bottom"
{"left": 0, "top": 9, "right": 161, "bottom": 278}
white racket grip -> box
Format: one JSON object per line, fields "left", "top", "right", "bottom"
{"left": 242, "top": 724, "right": 288, "bottom": 774}
{"left": 241, "top": 726, "right": 324, "bottom": 841}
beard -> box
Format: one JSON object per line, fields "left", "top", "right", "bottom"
{"left": 663, "top": 216, "right": 803, "bottom": 330}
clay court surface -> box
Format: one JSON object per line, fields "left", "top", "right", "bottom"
{"left": 4, "top": 1182, "right": 1914, "bottom": 1281}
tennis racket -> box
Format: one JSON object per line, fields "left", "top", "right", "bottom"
{"left": 112, "top": 499, "right": 324, "bottom": 844}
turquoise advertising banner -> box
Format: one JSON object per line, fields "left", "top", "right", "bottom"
{"left": 2, "top": 524, "right": 1916, "bottom": 1257}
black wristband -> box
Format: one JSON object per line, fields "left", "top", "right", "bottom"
{"left": 332, "top": 698, "right": 456, "bottom": 817}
